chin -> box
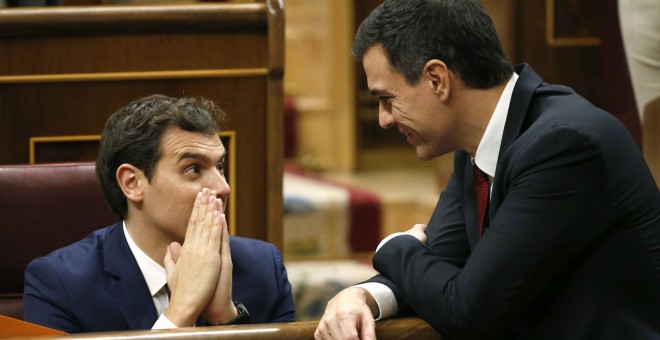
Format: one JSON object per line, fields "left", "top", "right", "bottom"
{"left": 416, "top": 145, "right": 448, "bottom": 161}
{"left": 415, "top": 148, "right": 435, "bottom": 161}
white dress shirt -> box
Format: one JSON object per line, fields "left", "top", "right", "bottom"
{"left": 358, "top": 72, "right": 520, "bottom": 320}
{"left": 123, "top": 222, "right": 178, "bottom": 329}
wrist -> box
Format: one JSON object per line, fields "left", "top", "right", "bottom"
{"left": 163, "top": 304, "right": 199, "bottom": 328}
{"left": 362, "top": 289, "right": 380, "bottom": 318}
{"left": 206, "top": 302, "right": 250, "bottom": 326}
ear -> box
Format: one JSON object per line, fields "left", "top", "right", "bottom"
{"left": 424, "top": 59, "right": 450, "bottom": 101}
{"left": 116, "top": 164, "right": 145, "bottom": 204}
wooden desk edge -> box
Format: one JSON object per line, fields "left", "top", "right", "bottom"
{"left": 9, "top": 317, "right": 442, "bottom": 340}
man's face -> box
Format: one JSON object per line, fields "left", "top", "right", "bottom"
{"left": 362, "top": 46, "right": 457, "bottom": 160}
{"left": 141, "top": 127, "right": 229, "bottom": 243}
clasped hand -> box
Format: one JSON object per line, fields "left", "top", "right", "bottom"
{"left": 315, "top": 223, "right": 428, "bottom": 339}
{"left": 163, "top": 188, "right": 237, "bottom": 327}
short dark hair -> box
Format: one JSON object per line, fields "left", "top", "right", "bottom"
{"left": 352, "top": 0, "right": 513, "bottom": 89}
{"left": 96, "top": 94, "right": 226, "bottom": 217}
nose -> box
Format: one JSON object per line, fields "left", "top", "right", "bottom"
{"left": 208, "top": 170, "right": 230, "bottom": 205}
{"left": 378, "top": 103, "right": 395, "bottom": 129}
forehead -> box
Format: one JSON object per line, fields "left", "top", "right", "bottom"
{"left": 362, "top": 46, "right": 405, "bottom": 94}
{"left": 159, "top": 127, "right": 225, "bottom": 162}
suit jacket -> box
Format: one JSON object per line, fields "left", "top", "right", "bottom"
{"left": 23, "top": 221, "right": 295, "bottom": 333}
{"left": 371, "top": 64, "right": 660, "bottom": 339}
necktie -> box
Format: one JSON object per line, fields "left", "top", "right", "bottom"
{"left": 474, "top": 165, "right": 489, "bottom": 236}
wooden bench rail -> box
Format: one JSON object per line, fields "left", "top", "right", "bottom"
{"left": 0, "top": 4, "right": 267, "bottom": 36}
{"left": 13, "top": 317, "right": 443, "bottom": 340}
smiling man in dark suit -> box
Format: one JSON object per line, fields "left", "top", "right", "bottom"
{"left": 314, "top": 0, "right": 660, "bottom": 339}
{"left": 24, "top": 95, "right": 295, "bottom": 333}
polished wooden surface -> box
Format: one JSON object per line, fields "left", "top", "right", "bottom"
{"left": 0, "top": 1, "right": 284, "bottom": 248}
{"left": 6, "top": 317, "right": 442, "bottom": 340}
{"left": 0, "top": 3, "right": 267, "bottom": 36}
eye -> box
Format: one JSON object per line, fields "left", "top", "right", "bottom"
{"left": 184, "top": 165, "right": 201, "bottom": 175}
{"left": 216, "top": 163, "right": 225, "bottom": 174}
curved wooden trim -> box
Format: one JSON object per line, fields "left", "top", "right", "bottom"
{"left": 0, "top": 4, "right": 267, "bottom": 37}
{"left": 545, "top": 0, "right": 601, "bottom": 47}
{"left": 54, "top": 317, "right": 443, "bottom": 339}
{"left": 265, "top": 0, "right": 285, "bottom": 250}
{"left": 29, "top": 135, "right": 101, "bottom": 164}
{"left": 0, "top": 69, "right": 269, "bottom": 85}
{"left": 223, "top": 131, "right": 238, "bottom": 236}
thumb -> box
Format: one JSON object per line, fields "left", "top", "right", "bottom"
{"left": 164, "top": 242, "right": 182, "bottom": 281}
{"left": 169, "top": 242, "right": 182, "bottom": 263}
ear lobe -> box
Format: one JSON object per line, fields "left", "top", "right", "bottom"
{"left": 116, "top": 164, "right": 144, "bottom": 204}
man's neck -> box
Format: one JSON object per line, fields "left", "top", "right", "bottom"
{"left": 123, "top": 215, "right": 170, "bottom": 267}
{"left": 453, "top": 81, "right": 509, "bottom": 157}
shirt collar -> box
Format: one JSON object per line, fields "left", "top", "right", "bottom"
{"left": 123, "top": 221, "right": 167, "bottom": 297}
{"left": 474, "top": 72, "right": 519, "bottom": 178}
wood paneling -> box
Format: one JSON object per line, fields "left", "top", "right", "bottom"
{"left": 516, "top": 0, "right": 602, "bottom": 106}
{"left": 0, "top": 2, "right": 284, "bottom": 248}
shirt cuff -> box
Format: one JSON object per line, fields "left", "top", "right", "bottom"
{"left": 355, "top": 282, "right": 398, "bottom": 321}
{"left": 152, "top": 314, "right": 178, "bottom": 330}
{"left": 376, "top": 232, "right": 407, "bottom": 252}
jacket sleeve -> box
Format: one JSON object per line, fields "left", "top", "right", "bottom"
{"left": 374, "top": 126, "right": 613, "bottom": 338}
{"left": 267, "top": 243, "right": 296, "bottom": 322}
{"left": 366, "top": 163, "right": 472, "bottom": 318}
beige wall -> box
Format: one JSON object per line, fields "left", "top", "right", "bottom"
{"left": 284, "top": 0, "right": 356, "bottom": 172}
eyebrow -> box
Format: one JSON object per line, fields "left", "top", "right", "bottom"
{"left": 177, "top": 152, "right": 225, "bottom": 165}
{"left": 369, "top": 88, "right": 390, "bottom": 96}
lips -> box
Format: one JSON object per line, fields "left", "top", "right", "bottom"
{"left": 399, "top": 128, "right": 416, "bottom": 145}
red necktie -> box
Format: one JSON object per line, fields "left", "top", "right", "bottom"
{"left": 474, "top": 165, "right": 489, "bottom": 236}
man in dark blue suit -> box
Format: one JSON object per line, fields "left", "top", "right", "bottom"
{"left": 24, "top": 95, "right": 295, "bottom": 333}
{"left": 315, "top": 0, "right": 660, "bottom": 339}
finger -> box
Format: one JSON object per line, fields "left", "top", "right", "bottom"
{"left": 217, "top": 197, "right": 225, "bottom": 215}
{"left": 164, "top": 244, "right": 175, "bottom": 284}
{"left": 220, "top": 212, "right": 230, "bottom": 256}
{"left": 170, "top": 242, "right": 182, "bottom": 263}
{"left": 315, "top": 316, "right": 337, "bottom": 340}
{"left": 415, "top": 224, "right": 428, "bottom": 243}
{"left": 416, "top": 223, "right": 428, "bottom": 232}
{"left": 195, "top": 188, "right": 211, "bottom": 233}
{"left": 359, "top": 313, "right": 377, "bottom": 340}
{"left": 185, "top": 191, "right": 203, "bottom": 242}
{"left": 337, "top": 314, "right": 360, "bottom": 340}
{"left": 314, "top": 323, "right": 328, "bottom": 340}
{"left": 198, "top": 192, "right": 217, "bottom": 248}
{"left": 207, "top": 210, "right": 221, "bottom": 254}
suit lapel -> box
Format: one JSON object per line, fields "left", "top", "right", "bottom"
{"left": 498, "top": 63, "right": 544, "bottom": 162}
{"left": 488, "top": 64, "right": 543, "bottom": 220}
{"left": 463, "top": 157, "right": 481, "bottom": 248}
{"left": 103, "top": 222, "right": 159, "bottom": 330}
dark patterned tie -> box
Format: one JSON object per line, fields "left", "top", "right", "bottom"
{"left": 474, "top": 165, "right": 490, "bottom": 236}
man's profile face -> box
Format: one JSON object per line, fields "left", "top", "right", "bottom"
{"left": 362, "top": 45, "right": 458, "bottom": 160}
{"left": 140, "top": 127, "right": 229, "bottom": 243}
